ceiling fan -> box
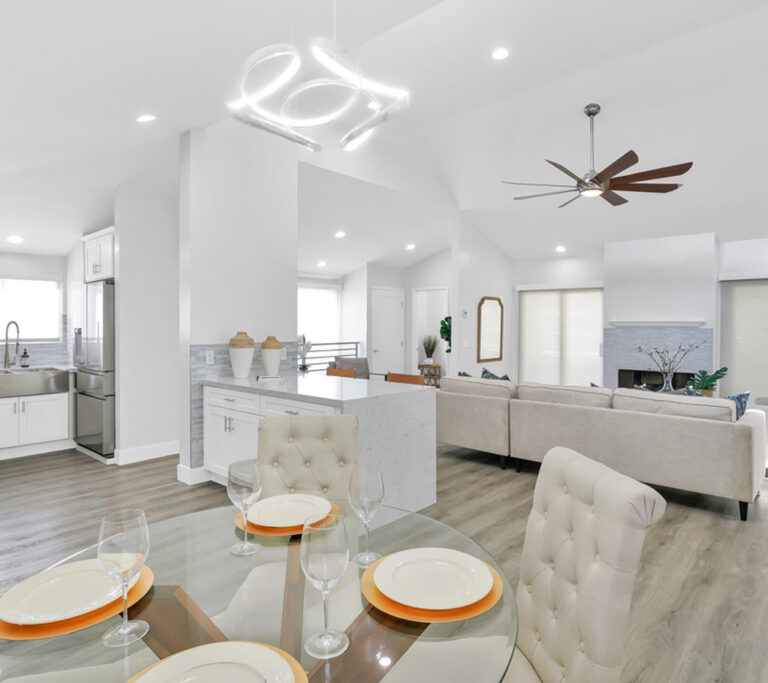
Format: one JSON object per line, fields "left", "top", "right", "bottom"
{"left": 502, "top": 103, "right": 692, "bottom": 208}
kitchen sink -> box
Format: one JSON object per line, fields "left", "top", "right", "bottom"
{"left": 0, "top": 368, "right": 70, "bottom": 398}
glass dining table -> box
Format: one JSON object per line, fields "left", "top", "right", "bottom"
{"left": 0, "top": 502, "right": 517, "bottom": 682}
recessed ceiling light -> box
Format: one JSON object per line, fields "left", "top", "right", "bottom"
{"left": 555, "top": 245, "right": 566, "bottom": 253}
{"left": 317, "top": 260, "right": 327, "bottom": 268}
{"left": 491, "top": 47, "right": 510, "bottom": 61}
{"left": 6, "top": 235, "right": 24, "bottom": 244}
{"left": 406, "top": 244, "right": 416, "bottom": 251}
{"left": 334, "top": 230, "right": 346, "bottom": 239}
{"left": 135, "top": 114, "right": 157, "bottom": 123}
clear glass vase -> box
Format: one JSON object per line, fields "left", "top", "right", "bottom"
{"left": 658, "top": 373, "right": 675, "bottom": 393}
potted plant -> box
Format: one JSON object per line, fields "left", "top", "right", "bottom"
{"left": 636, "top": 342, "right": 702, "bottom": 392}
{"left": 687, "top": 367, "right": 727, "bottom": 396}
{"left": 422, "top": 335, "right": 438, "bottom": 364}
{"left": 440, "top": 316, "right": 451, "bottom": 354}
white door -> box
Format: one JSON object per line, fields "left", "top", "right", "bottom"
{"left": 412, "top": 288, "right": 449, "bottom": 372}
{"left": 371, "top": 287, "right": 405, "bottom": 374}
{"left": 19, "top": 393, "right": 69, "bottom": 445}
{"left": 0, "top": 398, "right": 19, "bottom": 448}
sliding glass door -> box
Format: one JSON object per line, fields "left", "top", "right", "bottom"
{"left": 519, "top": 288, "right": 603, "bottom": 386}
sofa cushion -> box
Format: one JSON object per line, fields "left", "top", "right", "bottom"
{"left": 517, "top": 382, "right": 613, "bottom": 408}
{"left": 440, "top": 376, "right": 517, "bottom": 399}
{"left": 612, "top": 388, "right": 736, "bottom": 422}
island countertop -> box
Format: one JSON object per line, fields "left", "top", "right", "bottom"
{"left": 200, "top": 372, "right": 431, "bottom": 408}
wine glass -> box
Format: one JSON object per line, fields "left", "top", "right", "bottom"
{"left": 97, "top": 509, "right": 150, "bottom": 647}
{"left": 300, "top": 514, "right": 350, "bottom": 659}
{"left": 348, "top": 463, "right": 385, "bottom": 568}
{"left": 228, "top": 459, "right": 263, "bottom": 556}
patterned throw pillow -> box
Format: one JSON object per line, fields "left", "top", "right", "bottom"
{"left": 481, "top": 367, "right": 511, "bottom": 381}
{"left": 727, "top": 392, "right": 750, "bottom": 419}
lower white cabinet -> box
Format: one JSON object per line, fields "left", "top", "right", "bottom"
{"left": 0, "top": 397, "right": 20, "bottom": 449}
{"left": 0, "top": 393, "right": 69, "bottom": 449}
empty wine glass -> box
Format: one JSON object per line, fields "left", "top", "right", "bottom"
{"left": 97, "top": 509, "right": 150, "bottom": 647}
{"left": 348, "top": 463, "right": 385, "bottom": 568}
{"left": 228, "top": 459, "right": 263, "bottom": 556}
{"left": 300, "top": 514, "right": 350, "bottom": 659}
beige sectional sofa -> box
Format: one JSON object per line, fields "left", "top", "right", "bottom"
{"left": 437, "top": 376, "right": 766, "bottom": 520}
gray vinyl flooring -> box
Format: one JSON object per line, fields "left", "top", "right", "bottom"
{"left": 1, "top": 446, "right": 766, "bottom": 682}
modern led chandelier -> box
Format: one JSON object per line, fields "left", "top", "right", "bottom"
{"left": 228, "top": 36, "right": 410, "bottom": 152}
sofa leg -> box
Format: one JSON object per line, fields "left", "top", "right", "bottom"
{"left": 739, "top": 501, "right": 749, "bottom": 521}
{"left": 516, "top": 458, "right": 522, "bottom": 473}
{"left": 500, "top": 456, "right": 507, "bottom": 470}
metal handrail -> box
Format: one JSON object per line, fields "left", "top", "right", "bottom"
{"left": 299, "top": 341, "right": 360, "bottom": 371}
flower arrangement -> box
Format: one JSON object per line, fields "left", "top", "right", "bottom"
{"left": 636, "top": 342, "right": 702, "bottom": 392}
{"left": 297, "top": 334, "right": 312, "bottom": 372}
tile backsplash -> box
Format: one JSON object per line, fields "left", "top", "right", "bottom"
{"left": 1, "top": 314, "right": 72, "bottom": 367}
{"left": 189, "top": 342, "right": 298, "bottom": 468}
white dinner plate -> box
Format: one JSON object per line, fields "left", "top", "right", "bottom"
{"left": 135, "top": 641, "right": 294, "bottom": 683}
{"left": 247, "top": 494, "right": 331, "bottom": 528}
{"left": 373, "top": 548, "right": 494, "bottom": 610}
{"left": 0, "top": 557, "right": 141, "bottom": 625}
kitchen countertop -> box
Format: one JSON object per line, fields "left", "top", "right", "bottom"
{"left": 201, "top": 372, "right": 431, "bottom": 408}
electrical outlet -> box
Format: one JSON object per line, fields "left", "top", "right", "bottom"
{"left": 205, "top": 349, "right": 215, "bottom": 366}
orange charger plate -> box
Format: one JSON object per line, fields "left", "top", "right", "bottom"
{"left": 361, "top": 556, "right": 503, "bottom": 623}
{"left": 126, "top": 641, "right": 308, "bottom": 682}
{"left": 0, "top": 565, "right": 155, "bottom": 641}
{"left": 234, "top": 501, "right": 341, "bottom": 537}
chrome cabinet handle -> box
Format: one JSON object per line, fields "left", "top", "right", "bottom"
{"left": 285, "top": 409, "right": 299, "bottom": 415}
{"left": 21, "top": 401, "right": 25, "bottom": 413}
{"left": 224, "top": 416, "right": 232, "bottom": 432}
{"left": 230, "top": 417, "right": 235, "bottom": 432}
{"left": 223, "top": 397, "right": 235, "bottom": 402}
{"left": 13, "top": 402, "right": 17, "bottom": 414}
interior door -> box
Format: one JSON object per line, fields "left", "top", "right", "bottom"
{"left": 371, "top": 287, "right": 405, "bottom": 374}
{"left": 412, "top": 288, "right": 449, "bottom": 371}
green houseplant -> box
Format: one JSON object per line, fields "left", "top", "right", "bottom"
{"left": 439, "top": 316, "right": 452, "bottom": 354}
{"left": 687, "top": 367, "right": 727, "bottom": 396}
{"left": 422, "top": 335, "right": 438, "bottom": 363}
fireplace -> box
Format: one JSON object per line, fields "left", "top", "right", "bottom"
{"left": 618, "top": 369, "right": 694, "bottom": 392}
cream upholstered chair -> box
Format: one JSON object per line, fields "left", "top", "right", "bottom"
{"left": 258, "top": 415, "right": 358, "bottom": 499}
{"left": 505, "top": 447, "right": 666, "bottom": 683}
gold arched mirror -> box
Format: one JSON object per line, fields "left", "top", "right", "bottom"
{"left": 477, "top": 296, "right": 503, "bottom": 362}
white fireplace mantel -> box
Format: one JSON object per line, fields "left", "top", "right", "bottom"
{"left": 608, "top": 321, "right": 706, "bottom": 328}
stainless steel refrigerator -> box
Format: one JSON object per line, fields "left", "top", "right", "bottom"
{"left": 74, "top": 281, "right": 115, "bottom": 457}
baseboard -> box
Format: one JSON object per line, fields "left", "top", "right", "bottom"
{"left": 75, "top": 444, "right": 115, "bottom": 465}
{"left": 176, "top": 464, "right": 211, "bottom": 485}
{"left": 0, "top": 439, "right": 76, "bottom": 462}
{"left": 115, "top": 440, "right": 180, "bottom": 466}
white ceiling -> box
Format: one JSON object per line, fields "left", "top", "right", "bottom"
{"left": 1, "top": 0, "right": 767, "bottom": 262}
{"left": 298, "top": 163, "right": 454, "bottom": 277}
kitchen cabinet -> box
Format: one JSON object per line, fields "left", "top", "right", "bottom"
{"left": 84, "top": 231, "right": 114, "bottom": 282}
{"left": 0, "top": 393, "right": 69, "bottom": 449}
{"left": 0, "top": 398, "right": 20, "bottom": 449}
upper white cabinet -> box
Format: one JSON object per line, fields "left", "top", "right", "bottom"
{"left": 84, "top": 229, "right": 115, "bottom": 282}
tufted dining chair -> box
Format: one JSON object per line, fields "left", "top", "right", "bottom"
{"left": 505, "top": 447, "right": 666, "bottom": 683}
{"left": 257, "top": 415, "right": 359, "bottom": 499}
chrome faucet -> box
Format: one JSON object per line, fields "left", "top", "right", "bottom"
{"left": 4, "top": 321, "right": 19, "bottom": 369}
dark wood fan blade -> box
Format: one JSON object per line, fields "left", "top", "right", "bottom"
{"left": 502, "top": 181, "right": 576, "bottom": 188}
{"left": 601, "top": 190, "right": 628, "bottom": 206}
{"left": 610, "top": 162, "right": 693, "bottom": 184}
{"left": 609, "top": 182, "right": 681, "bottom": 193}
{"left": 546, "top": 160, "right": 584, "bottom": 184}
{"left": 514, "top": 189, "right": 578, "bottom": 201}
{"left": 593, "top": 150, "right": 639, "bottom": 184}
{"left": 558, "top": 195, "right": 581, "bottom": 209}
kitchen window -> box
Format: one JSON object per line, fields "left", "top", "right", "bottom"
{"left": 518, "top": 288, "right": 603, "bottom": 386}
{"left": 297, "top": 285, "right": 341, "bottom": 344}
{"left": 0, "top": 278, "right": 61, "bottom": 341}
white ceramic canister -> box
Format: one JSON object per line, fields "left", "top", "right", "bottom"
{"left": 261, "top": 335, "right": 283, "bottom": 377}
{"left": 229, "top": 331, "right": 255, "bottom": 379}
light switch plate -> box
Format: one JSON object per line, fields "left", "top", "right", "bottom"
{"left": 205, "top": 349, "right": 215, "bottom": 365}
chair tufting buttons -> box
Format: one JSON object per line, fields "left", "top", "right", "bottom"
{"left": 562, "top": 485, "right": 568, "bottom": 494}
{"left": 305, "top": 461, "right": 311, "bottom": 468}
{"left": 553, "top": 608, "right": 558, "bottom": 618}
{"left": 579, "top": 642, "right": 585, "bottom": 652}
{"left": 535, "top": 631, "right": 541, "bottom": 641}
{"left": 288, "top": 437, "right": 295, "bottom": 443}
{"left": 561, "top": 667, "right": 566, "bottom": 677}
{"left": 322, "top": 487, "right": 328, "bottom": 493}
{"left": 527, "top": 584, "right": 532, "bottom": 593}
{"left": 338, "top": 460, "right": 345, "bottom": 466}
{"left": 323, "top": 437, "right": 329, "bottom": 442}
{"left": 272, "top": 461, "right": 278, "bottom": 467}
{"left": 289, "top": 488, "right": 295, "bottom": 493}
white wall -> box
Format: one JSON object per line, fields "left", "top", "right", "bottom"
{"left": 720, "top": 238, "right": 768, "bottom": 281}
{"left": 511, "top": 253, "right": 604, "bottom": 289}
{"left": 403, "top": 248, "right": 452, "bottom": 372}
{"left": 0, "top": 252, "right": 66, "bottom": 282}
{"left": 453, "top": 216, "right": 514, "bottom": 377}
{"left": 114, "top": 184, "right": 180, "bottom": 462}
{"left": 604, "top": 233, "right": 719, "bottom": 327}
{"left": 340, "top": 264, "right": 367, "bottom": 356}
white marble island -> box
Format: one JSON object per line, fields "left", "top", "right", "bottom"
{"left": 199, "top": 374, "right": 436, "bottom": 511}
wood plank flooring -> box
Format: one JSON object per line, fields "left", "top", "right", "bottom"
{"left": 1, "top": 446, "right": 767, "bottom": 681}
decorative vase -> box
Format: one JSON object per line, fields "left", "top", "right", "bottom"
{"left": 261, "top": 335, "right": 283, "bottom": 377}
{"left": 658, "top": 373, "right": 675, "bottom": 393}
{"left": 229, "top": 331, "right": 255, "bottom": 379}
{"left": 424, "top": 357, "right": 434, "bottom": 365}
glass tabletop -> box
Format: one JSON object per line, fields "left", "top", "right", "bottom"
{"left": 0, "top": 503, "right": 517, "bottom": 682}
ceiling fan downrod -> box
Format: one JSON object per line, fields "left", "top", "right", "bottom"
{"left": 584, "top": 102, "right": 601, "bottom": 176}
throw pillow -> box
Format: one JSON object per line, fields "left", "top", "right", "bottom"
{"left": 481, "top": 367, "right": 511, "bottom": 381}
{"left": 727, "top": 391, "right": 751, "bottom": 419}
{"left": 458, "top": 371, "right": 472, "bottom": 377}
